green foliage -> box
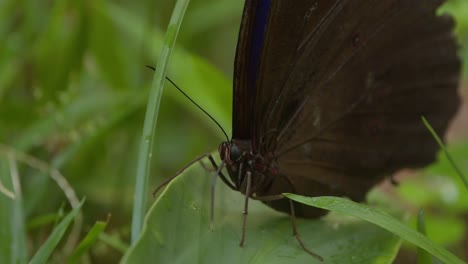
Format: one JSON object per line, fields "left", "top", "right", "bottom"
{"left": 0, "top": 0, "right": 467, "bottom": 263}
{"left": 417, "top": 209, "right": 432, "bottom": 264}
{"left": 130, "top": 0, "right": 192, "bottom": 244}
{"left": 122, "top": 164, "right": 401, "bottom": 264}
{"left": 69, "top": 220, "right": 108, "bottom": 264}
{"left": 284, "top": 195, "right": 464, "bottom": 264}
{"left": 30, "top": 199, "right": 85, "bottom": 264}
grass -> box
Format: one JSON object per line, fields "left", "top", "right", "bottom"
{"left": 130, "top": 0, "right": 192, "bottom": 243}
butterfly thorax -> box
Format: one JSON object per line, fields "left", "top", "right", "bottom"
{"left": 218, "top": 139, "right": 280, "bottom": 196}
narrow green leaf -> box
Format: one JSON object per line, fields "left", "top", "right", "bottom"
{"left": 0, "top": 161, "right": 11, "bottom": 264}
{"left": 284, "top": 194, "right": 465, "bottom": 264}
{"left": 417, "top": 209, "right": 432, "bottom": 264}
{"left": 99, "top": 233, "right": 129, "bottom": 253}
{"left": 29, "top": 199, "right": 85, "bottom": 264}
{"left": 130, "top": 0, "right": 191, "bottom": 243}
{"left": 27, "top": 213, "right": 62, "bottom": 231}
{"left": 422, "top": 116, "right": 468, "bottom": 191}
{"left": 68, "top": 221, "right": 108, "bottom": 264}
{"left": 8, "top": 156, "right": 27, "bottom": 264}
{"left": 0, "top": 155, "right": 27, "bottom": 263}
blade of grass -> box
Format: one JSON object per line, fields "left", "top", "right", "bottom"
{"left": 417, "top": 209, "right": 432, "bottom": 264}
{"left": 284, "top": 195, "right": 465, "bottom": 264}
{"left": 68, "top": 220, "right": 108, "bottom": 264}
{"left": 0, "top": 143, "right": 82, "bottom": 254}
{"left": 98, "top": 232, "right": 129, "bottom": 253}
{"left": 8, "top": 154, "right": 27, "bottom": 264}
{"left": 0, "top": 178, "right": 14, "bottom": 199}
{"left": 422, "top": 116, "right": 468, "bottom": 190}
{"left": 130, "top": 0, "right": 192, "bottom": 243}
{"left": 27, "top": 213, "right": 61, "bottom": 231}
{"left": 29, "top": 199, "right": 85, "bottom": 264}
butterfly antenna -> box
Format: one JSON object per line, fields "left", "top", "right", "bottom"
{"left": 146, "top": 65, "right": 230, "bottom": 142}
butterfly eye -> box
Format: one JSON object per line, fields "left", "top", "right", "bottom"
{"left": 229, "top": 144, "right": 242, "bottom": 162}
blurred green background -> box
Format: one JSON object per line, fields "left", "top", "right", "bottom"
{"left": 0, "top": 0, "right": 467, "bottom": 263}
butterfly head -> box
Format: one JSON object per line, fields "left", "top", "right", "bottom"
{"left": 218, "top": 141, "right": 242, "bottom": 165}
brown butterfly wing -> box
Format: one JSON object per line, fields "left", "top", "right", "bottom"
{"left": 249, "top": 0, "right": 460, "bottom": 217}
{"left": 232, "top": 0, "right": 341, "bottom": 141}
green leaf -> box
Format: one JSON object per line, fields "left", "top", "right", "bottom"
{"left": 99, "top": 232, "right": 129, "bottom": 253}
{"left": 284, "top": 194, "right": 465, "bottom": 264}
{"left": 27, "top": 213, "right": 62, "bottom": 231}
{"left": 421, "top": 116, "right": 468, "bottom": 191}
{"left": 0, "top": 158, "right": 27, "bottom": 264}
{"left": 122, "top": 163, "right": 401, "bottom": 263}
{"left": 68, "top": 220, "right": 108, "bottom": 264}
{"left": 11, "top": 172, "right": 27, "bottom": 264}
{"left": 29, "top": 199, "right": 85, "bottom": 264}
{"left": 130, "top": 0, "right": 191, "bottom": 243}
{"left": 417, "top": 209, "right": 432, "bottom": 264}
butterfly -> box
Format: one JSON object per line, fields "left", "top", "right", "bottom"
{"left": 160, "top": 0, "right": 460, "bottom": 260}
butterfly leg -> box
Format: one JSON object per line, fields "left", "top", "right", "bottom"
{"left": 206, "top": 154, "right": 236, "bottom": 190}
{"left": 289, "top": 200, "right": 323, "bottom": 261}
{"left": 207, "top": 156, "right": 238, "bottom": 232}
{"left": 152, "top": 152, "right": 216, "bottom": 197}
{"left": 210, "top": 159, "right": 227, "bottom": 230}
{"left": 199, "top": 158, "right": 216, "bottom": 172}
{"left": 240, "top": 171, "right": 252, "bottom": 247}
